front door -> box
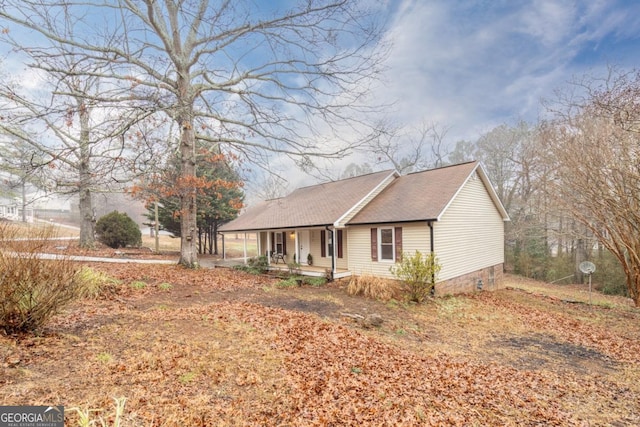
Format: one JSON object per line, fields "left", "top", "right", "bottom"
{"left": 298, "top": 230, "right": 310, "bottom": 264}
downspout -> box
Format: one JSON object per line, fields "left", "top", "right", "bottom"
{"left": 428, "top": 221, "right": 434, "bottom": 253}
{"left": 429, "top": 221, "right": 435, "bottom": 295}
{"left": 325, "top": 225, "right": 334, "bottom": 280}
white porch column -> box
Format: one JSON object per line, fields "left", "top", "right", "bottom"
{"left": 243, "top": 232, "right": 248, "bottom": 263}
{"left": 222, "top": 233, "right": 226, "bottom": 260}
{"left": 266, "top": 232, "right": 271, "bottom": 265}
{"left": 294, "top": 230, "right": 299, "bottom": 264}
{"left": 332, "top": 228, "right": 337, "bottom": 274}
{"left": 257, "top": 232, "right": 261, "bottom": 261}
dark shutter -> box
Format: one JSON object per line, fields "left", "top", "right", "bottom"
{"left": 337, "top": 230, "right": 343, "bottom": 259}
{"left": 270, "top": 232, "right": 275, "bottom": 253}
{"left": 282, "top": 232, "right": 287, "bottom": 255}
{"left": 321, "top": 230, "right": 326, "bottom": 257}
{"left": 395, "top": 227, "right": 403, "bottom": 262}
{"left": 371, "top": 228, "right": 378, "bottom": 261}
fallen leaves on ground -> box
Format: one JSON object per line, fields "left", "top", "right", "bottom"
{"left": 1, "top": 265, "right": 638, "bottom": 426}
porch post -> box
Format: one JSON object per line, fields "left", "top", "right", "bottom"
{"left": 294, "top": 230, "right": 299, "bottom": 264}
{"left": 267, "top": 232, "right": 271, "bottom": 265}
{"left": 243, "top": 232, "right": 248, "bottom": 263}
{"left": 257, "top": 232, "right": 261, "bottom": 262}
{"left": 332, "top": 228, "right": 337, "bottom": 275}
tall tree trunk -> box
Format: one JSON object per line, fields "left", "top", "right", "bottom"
{"left": 78, "top": 99, "right": 95, "bottom": 248}
{"left": 213, "top": 222, "right": 218, "bottom": 255}
{"left": 574, "top": 238, "right": 585, "bottom": 284}
{"left": 178, "top": 109, "right": 198, "bottom": 268}
{"left": 20, "top": 179, "right": 27, "bottom": 222}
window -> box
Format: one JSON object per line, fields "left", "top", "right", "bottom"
{"left": 275, "top": 232, "right": 283, "bottom": 254}
{"left": 371, "top": 227, "right": 402, "bottom": 262}
{"left": 326, "top": 231, "right": 333, "bottom": 257}
{"left": 379, "top": 228, "right": 394, "bottom": 261}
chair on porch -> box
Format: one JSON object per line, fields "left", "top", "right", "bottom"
{"left": 267, "top": 250, "right": 286, "bottom": 264}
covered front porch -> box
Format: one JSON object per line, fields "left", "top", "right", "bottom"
{"left": 222, "top": 227, "right": 351, "bottom": 279}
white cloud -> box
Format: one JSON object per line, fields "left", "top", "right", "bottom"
{"left": 364, "top": 0, "right": 640, "bottom": 147}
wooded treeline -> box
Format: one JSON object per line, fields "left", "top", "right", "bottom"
{"left": 439, "top": 69, "right": 638, "bottom": 302}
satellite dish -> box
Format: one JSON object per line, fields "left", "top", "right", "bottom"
{"left": 579, "top": 261, "right": 596, "bottom": 275}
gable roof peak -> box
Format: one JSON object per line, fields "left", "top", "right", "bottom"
{"left": 293, "top": 168, "right": 396, "bottom": 192}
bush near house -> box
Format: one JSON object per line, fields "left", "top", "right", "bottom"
{"left": 96, "top": 211, "right": 142, "bottom": 249}
{"left": 390, "top": 250, "right": 441, "bottom": 303}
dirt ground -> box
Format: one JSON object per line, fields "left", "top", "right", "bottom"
{"left": 1, "top": 250, "right": 639, "bottom": 426}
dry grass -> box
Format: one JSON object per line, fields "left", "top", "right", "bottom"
{"left": 140, "top": 234, "right": 257, "bottom": 258}
{"left": 9, "top": 220, "right": 80, "bottom": 238}
{"left": 347, "top": 274, "right": 401, "bottom": 301}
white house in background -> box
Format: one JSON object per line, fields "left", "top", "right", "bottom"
{"left": 0, "top": 197, "right": 34, "bottom": 222}
{"left": 220, "top": 161, "right": 510, "bottom": 295}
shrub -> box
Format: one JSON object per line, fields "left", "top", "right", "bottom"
{"left": 390, "top": 250, "right": 441, "bottom": 303}
{"left": 302, "top": 276, "right": 327, "bottom": 287}
{"left": 233, "top": 255, "right": 269, "bottom": 275}
{"left": 74, "top": 266, "right": 121, "bottom": 299}
{"left": 347, "top": 274, "right": 399, "bottom": 301}
{"left": 0, "top": 223, "right": 81, "bottom": 333}
{"left": 593, "top": 251, "right": 628, "bottom": 297}
{"left": 276, "top": 277, "right": 301, "bottom": 288}
{"left": 96, "top": 211, "right": 142, "bottom": 249}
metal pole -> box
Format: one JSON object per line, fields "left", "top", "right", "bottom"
{"left": 154, "top": 201, "right": 160, "bottom": 253}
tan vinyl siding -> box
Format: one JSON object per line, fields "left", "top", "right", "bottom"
{"left": 307, "top": 229, "right": 349, "bottom": 270}
{"left": 347, "top": 222, "right": 431, "bottom": 279}
{"left": 337, "top": 230, "right": 348, "bottom": 269}
{"left": 434, "top": 173, "right": 505, "bottom": 282}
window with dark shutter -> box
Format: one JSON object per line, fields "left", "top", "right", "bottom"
{"left": 337, "top": 230, "right": 343, "bottom": 259}
{"left": 321, "top": 230, "right": 326, "bottom": 257}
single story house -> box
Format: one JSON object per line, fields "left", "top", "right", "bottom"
{"left": 219, "top": 161, "right": 509, "bottom": 295}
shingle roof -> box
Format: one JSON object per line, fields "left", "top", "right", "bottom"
{"left": 220, "top": 161, "right": 508, "bottom": 232}
{"left": 348, "top": 161, "right": 481, "bottom": 224}
{"left": 219, "top": 169, "right": 395, "bottom": 232}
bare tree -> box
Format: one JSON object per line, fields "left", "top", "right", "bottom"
{"left": 542, "top": 68, "right": 640, "bottom": 306}
{"left": 0, "top": 60, "right": 141, "bottom": 246}
{"left": 0, "top": 0, "right": 387, "bottom": 267}
{"left": 340, "top": 162, "right": 373, "bottom": 179}
{"left": 366, "top": 120, "right": 451, "bottom": 174}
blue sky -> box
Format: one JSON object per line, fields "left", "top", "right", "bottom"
{"left": 3, "top": 0, "right": 640, "bottom": 195}
{"left": 372, "top": 0, "right": 640, "bottom": 144}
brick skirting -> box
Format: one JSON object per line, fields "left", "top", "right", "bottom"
{"left": 434, "top": 264, "right": 504, "bottom": 296}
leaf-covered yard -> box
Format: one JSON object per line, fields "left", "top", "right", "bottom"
{"left": 1, "top": 263, "right": 639, "bottom": 426}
